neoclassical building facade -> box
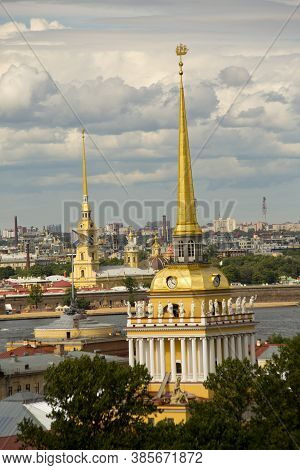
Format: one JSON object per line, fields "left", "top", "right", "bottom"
{"left": 126, "top": 45, "right": 256, "bottom": 420}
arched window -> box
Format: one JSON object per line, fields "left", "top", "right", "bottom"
{"left": 80, "top": 253, "right": 84, "bottom": 260}
{"left": 81, "top": 270, "right": 85, "bottom": 278}
{"left": 178, "top": 240, "right": 184, "bottom": 258}
{"left": 188, "top": 240, "right": 195, "bottom": 258}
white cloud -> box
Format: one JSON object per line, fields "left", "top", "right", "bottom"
{"left": 0, "top": 18, "right": 68, "bottom": 39}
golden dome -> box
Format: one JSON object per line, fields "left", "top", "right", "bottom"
{"left": 150, "top": 263, "right": 230, "bottom": 293}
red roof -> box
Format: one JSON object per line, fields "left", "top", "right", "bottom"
{"left": 255, "top": 343, "right": 285, "bottom": 358}
{"left": 52, "top": 280, "right": 71, "bottom": 288}
{"left": 0, "top": 345, "right": 55, "bottom": 359}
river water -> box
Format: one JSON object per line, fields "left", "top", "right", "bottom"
{"left": 0, "top": 307, "right": 299, "bottom": 352}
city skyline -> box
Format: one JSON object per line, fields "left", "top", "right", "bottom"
{"left": 1, "top": 0, "right": 300, "bottom": 226}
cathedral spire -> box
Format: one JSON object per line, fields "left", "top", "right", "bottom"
{"left": 173, "top": 44, "right": 202, "bottom": 237}
{"left": 81, "top": 129, "right": 89, "bottom": 213}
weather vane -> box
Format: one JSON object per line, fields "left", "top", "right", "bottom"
{"left": 176, "top": 43, "right": 189, "bottom": 76}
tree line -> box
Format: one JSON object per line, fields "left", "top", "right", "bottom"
{"left": 220, "top": 252, "right": 300, "bottom": 285}
{"left": 18, "top": 335, "right": 300, "bottom": 450}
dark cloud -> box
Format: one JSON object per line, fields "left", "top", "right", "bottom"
{"left": 219, "top": 66, "right": 251, "bottom": 87}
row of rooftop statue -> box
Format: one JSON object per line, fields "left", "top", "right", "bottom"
{"left": 127, "top": 295, "right": 257, "bottom": 319}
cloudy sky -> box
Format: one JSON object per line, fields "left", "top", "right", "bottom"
{"left": 0, "top": 0, "right": 300, "bottom": 230}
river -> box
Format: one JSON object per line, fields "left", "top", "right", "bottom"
{"left": 0, "top": 306, "right": 299, "bottom": 352}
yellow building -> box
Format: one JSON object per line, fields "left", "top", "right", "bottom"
{"left": 73, "top": 131, "right": 155, "bottom": 288}
{"left": 124, "top": 229, "right": 139, "bottom": 268}
{"left": 126, "top": 45, "right": 257, "bottom": 422}
{"left": 73, "top": 130, "right": 99, "bottom": 288}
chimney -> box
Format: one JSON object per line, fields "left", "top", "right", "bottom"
{"left": 14, "top": 216, "right": 18, "bottom": 247}
{"left": 26, "top": 243, "right": 30, "bottom": 270}
{"left": 162, "top": 215, "right": 167, "bottom": 243}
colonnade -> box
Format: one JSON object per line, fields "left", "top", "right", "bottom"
{"left": 128, "top": 333, "right": 256, "bottom": 382}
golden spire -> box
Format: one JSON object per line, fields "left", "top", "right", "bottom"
{"left": 173, "top": 44, "right": 202, "bottom": 236}
{"left": 81, "top": 128, "right": 90, "bottom": 213}
{"left": 82, "top": 129, "right": 88, "bottom": 199}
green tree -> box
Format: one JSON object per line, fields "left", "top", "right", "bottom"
{"left": 123, "top": 276, "right": 139, "bottom": 305}
{"left": 28, "top": 284, "right": 43, "bottom": 309}
{"left": 18, "top": 356, "right": 156, "bottom": 450}
{"left": 63, "top": 287, "right": 90, "bottom": 309}
{"left": 0, "top": 266, "right": 16, "bottom": 279}
{"left": 249, "top": 335, "right": 300, "bottom": 449}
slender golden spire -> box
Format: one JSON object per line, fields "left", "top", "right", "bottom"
{"left": 173, "top": 44, "right": 202, "bottom": 236}
{"left": 82, "top": 129, "right": 88, "bottom": 201}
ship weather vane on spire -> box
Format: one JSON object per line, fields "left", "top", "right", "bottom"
{"left": 176, "top": 43, "right": 188, "bottom": 76}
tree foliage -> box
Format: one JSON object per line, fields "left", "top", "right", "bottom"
{"left": 220, "top": 253, "right": 300, "bottom": 284}
{"left": 123, "top": 276, "right": 139, "bottom": 305}
{"left": 18, "top": 356, "right": 156, "bottom": 450}
{"left": 28, "top": 284, "right": 43, "bottom": 308}
{"left": 18, "top": 336, "right": 300, "bottom": 450}
{"left": 63, "top": 287, "right": 90, "bottom": 309}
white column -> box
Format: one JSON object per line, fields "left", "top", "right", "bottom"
{"left": 202, "top": 337, "right": 209, "bottom": 380}
{"left": 135, "top": 339, "right": 139, "bottom": 363}
{"left": 198, "top": 338, "right": 203, "bottom": 378}
{"left": 216, "top": 337, "right": 222, "bottom": 365}
{"left": 209, "top": 338, "right": 216, "bottom": 373}
{"left": 149, "top": 338, "right": 155, "bottom": 378}
{"left": 154, "top": 339, "right": 159, "bottom": 379}
{"left": 145, "top": 341, "right": 150, "bottom": 371}
{"left": 250, "top": 333, "right": 256, "bottom": 364}
{"left": 139, "top": 339, "right": 144, "bottom": 364}
{"left": 243, "top": 334, "right": 249, "bottom": 360}
{"left": 181, "top": 338, "right": 187, "bottom": 381}
{"left": 160, "top": 338, "right": 166, "bottom": 379}
{"left": 230, "top": 335, "right": 236, "bottom": 359}
{"left": 192, "top": 338, "right": 197, "bottom": 381}
{"left": 128, "top": 339, "right": 134, "bottom": 367}
{"left": 170, "top": 338, "right": 177, "bottom": 382}
{"left": 223, "top": 336, "right": 229, "bottom": 359}
{"left": 237, "top": 335, "right": 243, "bottom": 360}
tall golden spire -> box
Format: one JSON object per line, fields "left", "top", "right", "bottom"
{"left": 81, "top": 129, "right": 89, "bottom": 212}
{"left": 173, "top": 44, "right": 202, "bottom": 236}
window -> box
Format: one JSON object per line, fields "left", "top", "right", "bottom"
{"left": 80, "top": 253, "right": 84, "bottom": 260}
{"left": 8, "top": 386, "right": 12, "bottom": 396}
{"left": 34, "top": 383, "right": 39, "bottom": 394}
{"left": 17, "top": 385, "right": 21, "bottom": 392}
{"left": 178, "top": 240, "right": 184, "bottom": 258}
{"left": 188, "top": 240, "right": 195, "bottom": 258}
{"left": 66, "top": 331, "right": 71, "bottom": 339}
{"left": 25, "top": 384, "right": 30, "bottom": 391}
{"left": 176, "top": 362, "right": 182, "bottom": 374}
{"left": 81, "top": 270, "right": 85, "bottom": 278}
{"left": 127, "top": 257, "right": 130, "bottom": 263}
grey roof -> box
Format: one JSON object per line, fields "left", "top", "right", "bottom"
{"left": 0, "top": 351, "right": 127, "bottom": 376}
{"left": 0, "top": 354, "right": 63, "bottom": 375}
{"left": 3, "top": 392, "right": 43, "bottom": 403}
{"left": 36, "top": 314, "right": 114, "bottom": 330}
{"left": 258, "top": 345, "right": 280, "bottom": 360}
{"left": 97, "top": 266, "right": 154, "bottom": 278}
{"left": 0, "top": 392, "right": 46, "bottom": 437}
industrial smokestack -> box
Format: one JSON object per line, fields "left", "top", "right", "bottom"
{"left": 162, "top": 215, "right": 167, "bottom": 243}
{"left": 14, "top": 216, "right": 18, "bottom": 247}
{"left": 26, "top": 243, "right": 30, "bottom": 270}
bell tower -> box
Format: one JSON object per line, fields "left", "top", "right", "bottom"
{"left": 124, "top": 228, "right": 139, "bottom": 268}
{"left": 73, "top": 129, "right": 99, "bottom": 287}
